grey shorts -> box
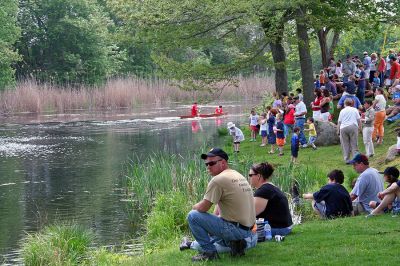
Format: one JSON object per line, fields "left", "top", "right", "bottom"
{"left": 352, "top": 202, "right": 368, "bottom": 216}
{"left": 314, "top": 201, "right": 327, "bottom": 218}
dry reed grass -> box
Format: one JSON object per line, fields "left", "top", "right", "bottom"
{"left": 0, "top": 75, "right": 275, "bottom": 114}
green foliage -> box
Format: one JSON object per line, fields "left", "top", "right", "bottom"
{"left": 125, "top": 153, "right": 211, "bottom": 213}
{"left": 22, "top": 223, "right": 93, "bottom": 266}
{"left": 144, "top": 191, "right": 190, "bottom": 251}
{"left": 16, "top": 0, "right": 125, "bottom": 85}
{"left": 0, "top": 0, "right": 21, "bottom": 89}
{"left": 217, "top": 126, "right": 229, "bottom": 136}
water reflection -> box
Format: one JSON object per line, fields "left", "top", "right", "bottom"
{"left": 0, "top": 102, "right": 250, "bottom": 262}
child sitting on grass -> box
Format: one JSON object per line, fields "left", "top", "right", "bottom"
{"left": 303, "top": 169, "right": 352, "bottom": 219}
{"left": 368, "top": 166, "right": 400, "bottom": 216}
{"left": 303, "top": 117, "right": 317, "bottom": 150}
{"left": 275, "top": 113, "right": 285, "bottom": 156}
{"left": 291, "top": 127, "right": 300, "bottom": 163}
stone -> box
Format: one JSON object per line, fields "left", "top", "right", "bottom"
{"left": 314, "top": 120, "right": 340, "bottom": 146}
{"left": 385, "top": 144, "right": 398, "bottom": 162}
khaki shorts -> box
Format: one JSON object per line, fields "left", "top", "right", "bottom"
{"left": 352, "top": 202, "right": 367, "bottom": 216}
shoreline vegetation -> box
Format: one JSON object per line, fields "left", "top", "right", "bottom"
{"left": 0, "top": 75, "right": 274, "bottom": 115}
{"left": 20, "top": 121, "right": 400, "bottom": 265}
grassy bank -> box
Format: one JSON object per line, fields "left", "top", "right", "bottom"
{"left": 122, "top": 215, "right": 400, "bottom": 265}
{"left": 22, "top": 121, "right": 399, "bottom": 265}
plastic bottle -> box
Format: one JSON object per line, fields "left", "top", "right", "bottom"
{"left": 264, "top": 221, "right": 272, "bottom": 241}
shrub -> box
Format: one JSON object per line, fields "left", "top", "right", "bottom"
{"left": 22, "top": 223, "right": 93, "bottom": 266}
{"left": 143, "top": 191, "right": 191, "bottom": 251}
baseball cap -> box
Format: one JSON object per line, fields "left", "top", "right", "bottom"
{"left": 348, "top": 154, "right": 369, "bottom": 165}
{"left": 201, "top": 148, "right": 229, "bottom": 161}
{"left": 389, "top": 54, "right": 397, "bottom": 61}
{"left": 363, "top": 51, "right": 368, "bottom": 55}
{"left": 288, "top": 104, "right": 295, "bottom": 109}
{"left": 381, "top": 166, "right": 399, "bottom": 178}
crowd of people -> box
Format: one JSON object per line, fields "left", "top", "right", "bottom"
{"left": 179, "top": 51, "right": 400, "bottom": 262}
{"left": 179, "top": 147, "right": 399, "bottom": 262}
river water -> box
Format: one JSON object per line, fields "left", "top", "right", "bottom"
{"left": 0, "top": 102, "right": 250, "bottom": 263}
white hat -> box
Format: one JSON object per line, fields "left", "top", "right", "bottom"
{"left": 227, "top": 122, "right": 235, "bottom": 129}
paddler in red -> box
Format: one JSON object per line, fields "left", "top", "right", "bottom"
{"left": 191, "top": 102, "right": 199, "bottom": 116}
{"left": 215, "top": 105, "right": 223, "bottom": 114}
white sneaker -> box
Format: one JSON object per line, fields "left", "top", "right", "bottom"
{"left": 302, "top": 144, "right": 308, "bottom": 148}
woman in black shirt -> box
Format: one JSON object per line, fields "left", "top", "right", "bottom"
{"left": 248, "top": 162, "right": 293, "bottom": 236}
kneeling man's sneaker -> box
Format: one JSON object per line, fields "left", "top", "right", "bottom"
{"left": 191, "top": 251, "right": 219, "bottom": 262}
{"left": 179, "top": 237, "right": 192, "bottom": 251}
{"left": 229, "top": 239, "right": 246, "bottom": 257}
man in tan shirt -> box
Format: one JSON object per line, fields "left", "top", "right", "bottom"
{"left": 180, "top": 148, "right": 256, "bottom": 262}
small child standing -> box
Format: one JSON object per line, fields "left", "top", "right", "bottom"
{"left": 275, "top": 113, "right": 285, "bottom": 156}
{"left": 267, "top": 109, "right": 277, "bottom": 154}
{"left": 227, "top": 122, "right": 244, "bottom": 153}
{"left": 259, "top": 113, "right": 267, "bottom": 147}
{"left": 249, "top": 109, "right": 259, "bottom": 142}
{"left": 372, "top": 71, "right": 380, "bottom": 89}
{"left": 291, "top": 127, "right": 300, "bottom": 163}
{"left": 304, "top": 117, "right": 317, "bottom": 150}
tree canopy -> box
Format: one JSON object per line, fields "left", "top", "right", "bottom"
{"left": 0, "top": 0, "right": 398, "bottom": 96}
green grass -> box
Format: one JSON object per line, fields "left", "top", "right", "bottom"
{"left": 22, "top": 223, "right": 93, "bottom": 266}
{"left": 22, "top": 120, "right": 400, "bottom": 265}
{"left": 103, "top": 215, "right": 400, "bottom": 265}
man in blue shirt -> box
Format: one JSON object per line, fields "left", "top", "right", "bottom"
{"left": 349, "top": 154, "right": 383, "bottom": 215}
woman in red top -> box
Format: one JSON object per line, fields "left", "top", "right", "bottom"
{"left": 311, "top": 88, "right": 323, "bottom": 121}
{"left": 283, "top": 104, "right": 295, "bottom": 137}
{"left": 377, "top": 53, "right": 386, "bottom": 87}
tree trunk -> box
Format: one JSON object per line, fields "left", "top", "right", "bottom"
{"left": 270, "top": 39, "right": 288, "bottom": 95}
{"left": 317, "top": 28, "right": 329, "bottom": 68}
{"left": 295, "top": 7, "right": 314, "bottom": 105}
{"left": 259, "top": 13, "right": 289, "bottom": 96}
{"left": 329, "top": 31, "right": 340, "bottom": 59}
{"left": 318, "top": 28, "right": 341, "bottom": 68}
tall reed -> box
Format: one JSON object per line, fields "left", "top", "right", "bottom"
{"left": 125, "top": 153, "right": 211, "bottom": 213}
{"left": 124, "top": 151, "right": 326, "bottom": 216}
{"left": 0, "top": 75, "right": 274, "bottom": 114}
{"left": 22, "top": 223, "right": 93, "bottom": 266}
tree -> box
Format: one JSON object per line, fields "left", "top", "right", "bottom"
{"left": 0, "top": 0, "right": 20, "bottom": 89}
{"left": 16, "top": 0, "right": 124, "bottom": 85}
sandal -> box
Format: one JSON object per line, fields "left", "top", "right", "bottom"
{"left": 268, "top": 151, "right": 275, "bottom": 154}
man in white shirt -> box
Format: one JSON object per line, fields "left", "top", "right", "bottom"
{"left": 337, "top": 98, "right": 362, "bottom": 163}
{"left": 293, "top": 96, "right": 308, "bottom": 147}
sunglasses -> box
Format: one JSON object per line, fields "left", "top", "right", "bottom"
{"left": 248, "top": 173, "right": 258, "bottom": 177}
{"left": 205, "top": 159, "right": 222, "bottom": 167}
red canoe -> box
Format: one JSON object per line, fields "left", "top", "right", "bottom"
{"left": 179, "top": 113, "right": 227, "bottom": 119}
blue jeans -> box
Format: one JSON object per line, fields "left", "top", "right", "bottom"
{"left": 284, "top": 123, "right": 294, "bottom": 138}
{"left": 271, "top": 226, "right": 292, "bottom": 237}
{"left": 187, "top": 210, "right": 253, "bottom": 253}
{"left": 357, "top": 86, "right": 365, "bottom": 105}
{"left": 190, "top": 232, "right": 257, "bottom": 253}
{"left": 295, "top": 118, "right": 307, "bottom": 145}
{"left": 308, "top": 136, "right": 317, "bottom": 145}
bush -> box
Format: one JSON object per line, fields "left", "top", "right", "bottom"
{"left": 22, "top": 223, "right": 93, "bottom": 266}
{"left": 144, "top": 191, "right": 191, "bottom": 251}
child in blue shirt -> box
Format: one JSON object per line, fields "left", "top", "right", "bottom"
{"left": 291, "top": 127, "right": 300, "bottom": 163}
{"left": 372, "top": 71, "right": 380, "bottom": 89}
